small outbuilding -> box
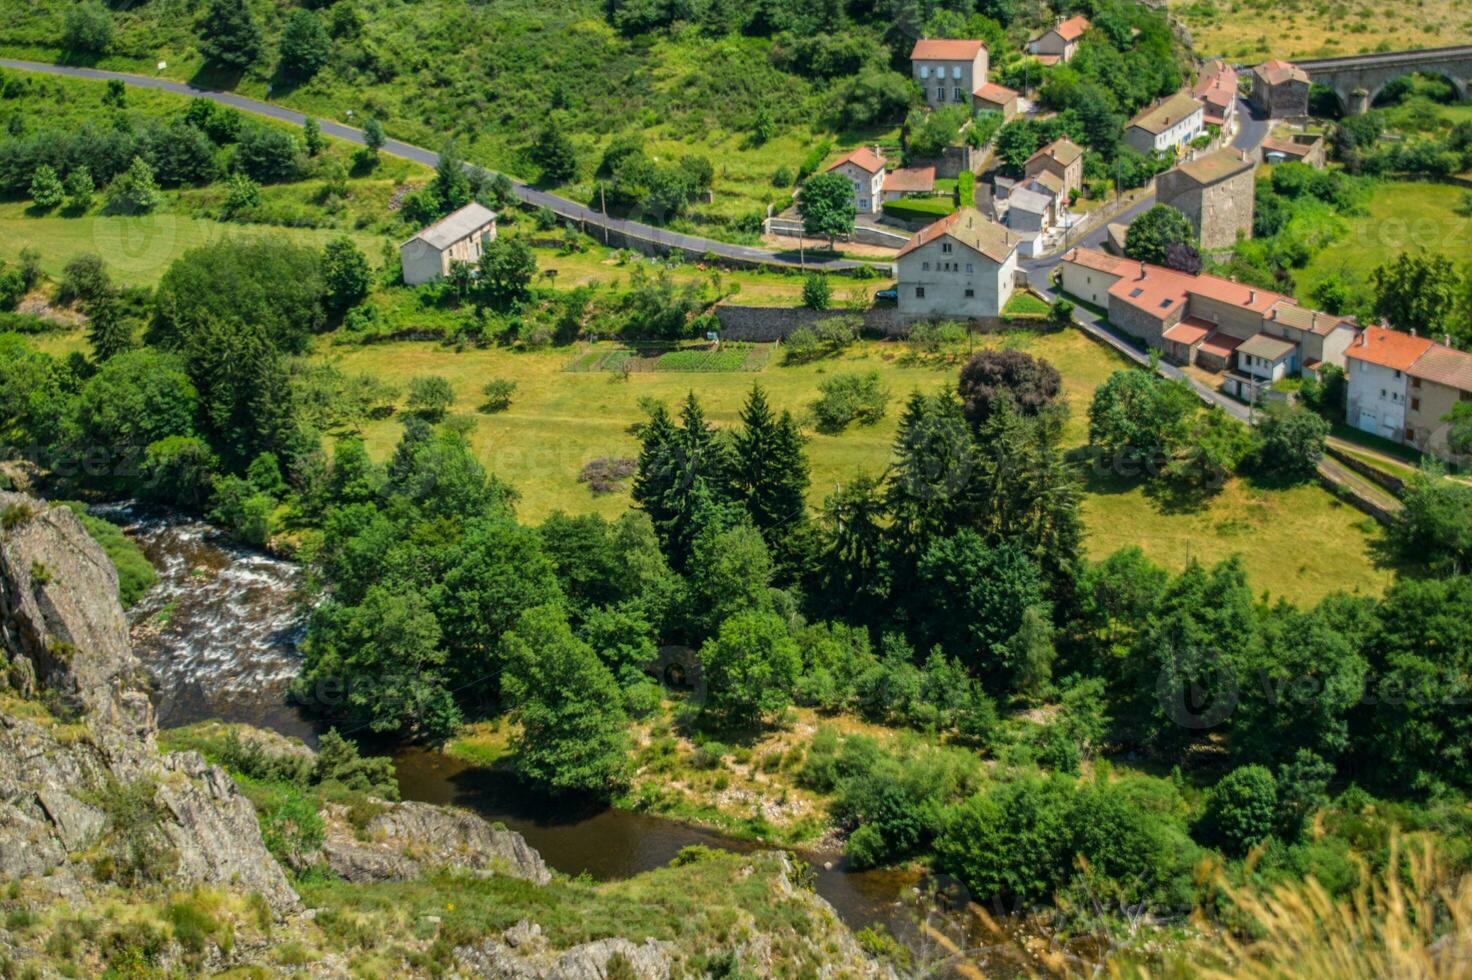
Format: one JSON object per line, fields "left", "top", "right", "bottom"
{"left": 399, "top": 202, "right": 499, "bottom": 286}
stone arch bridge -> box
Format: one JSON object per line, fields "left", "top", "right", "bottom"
{"left": 1296, "top": 45, "right": 1472, "bottom": 114}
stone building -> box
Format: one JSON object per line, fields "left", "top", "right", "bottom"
{"left": 911, "top": 39, "right": 990, "bottom": 110}
{"left": 973, "top": 82, "right": 1020, "bottom": 120}
{"left": 1027, "top": 15, "right": 1090, "bottom": 65}
{"left": 825, "top": 147, "right": 886, "bottom": 216}
{"left": 1123, "top": 92, "right": 1205, "bottom": 155}
{"left": 1023, "top": 137, "right": 1084, "bottom": 199}
{"left": 1155, "top": 147, "right": 1256, "bottom": 251}
{"left": 1261, "top": 135, "right": 1326, "bottom": 168}
{"left": 399, "top": 202, "right": 498, "bottom": 286}
{"left": 1250, "top": 60, "right": 1310, "bottom": 117}
{"left": 896, "top": 208, "right": 1019, "bottom": 319}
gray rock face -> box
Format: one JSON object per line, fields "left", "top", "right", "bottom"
{"left": 0, "top": 492, "right": 139, "bottom": 716}
{"left": 0, "top": 493, "right": 299, "bottom": 914}
{"left": 455, "top": 921, "right": 674, "bottom": 980}
{"left": 318, "top": 799, "right": 551, "bottom": 886}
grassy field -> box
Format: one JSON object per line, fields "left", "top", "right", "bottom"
{"left": 309, "top": 326, "right": 1387, "bottom": 605}
{"left": 1295, "top": 180, "right": 1472, "bottom": 308}
{"left": 0, "top": 202, "right": 391, "bottom": 288}
{"left": 1169, "top": 0, "right": 1472, "bottom": 60}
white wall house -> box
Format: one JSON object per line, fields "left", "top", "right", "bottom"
{"left": 1345, "top": 327, "right": 1433, "bottom": 443}
{"left": 399, "top": 202, "right": 499, "bottom": 286}
{"left": 911, "top": 39, "right": 989, "bottom": 110}
{"left": 895, "top": 208, "right": 1019, "bottom": 319}
{"left": 825, "top": 147, "right": 886, "bottom": 216}
{"left": 1123, "top": 92, "right": 1206, "bottom": 155}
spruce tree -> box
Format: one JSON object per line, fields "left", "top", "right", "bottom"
{"left": 734, "top": 384, "right": 809, "bottom": 535}
{"left": 198, "top": 0, "right": 263, "bottom": 69}
{"left": 432, "top": 138, "right": 472, "bottom": 214}
{"left": 86, "top": 295, "right": 135, "bottom": 362}
{"left": 29, "top": 164, "right": 63, "bottom": 210}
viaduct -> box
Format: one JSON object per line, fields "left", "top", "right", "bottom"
{"left": 1295, "top": 45, "right": 1472, "bottom": 115}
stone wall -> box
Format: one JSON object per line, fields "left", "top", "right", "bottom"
{"left": 1157, "top": 166, "right": 1255, "bottom": 252}
{"left": 713, "top": 303, "right": 1052, "bottom": 340}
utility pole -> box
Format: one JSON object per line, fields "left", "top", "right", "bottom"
{"left": 599, "top": 185, "right": 609, "bottom": 245}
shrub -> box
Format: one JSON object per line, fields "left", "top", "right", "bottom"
{"left": 56, "top": 253, "right": 111, "bottom": 305}
{"left": 1201, "top": 765, "right": 1280, "bottom": 856}
{"left": 810, "top": 370, "right": 890, "bottom": 433}
{"left": 479, "top": 378, "right": 517, "bottom": 413}
{"left": 802, "top": 273, "right": 831, "bottom": 311}
{"left": 578, "top": 457, "right": 636, "bottom": 495}
{"left": 406, "top": 375, "right": 455, "bottom": 421}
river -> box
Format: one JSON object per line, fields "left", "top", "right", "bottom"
{"left": 102, "top": 504, "right": 935, "bottom": 939}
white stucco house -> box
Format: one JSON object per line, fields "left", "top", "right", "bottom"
{"left": 826, "top": 147, "right": 886, "bottom": 216}
{"left": 1123, "top": 92, "right": 1206, "bottom": 155}
{"left": 1345, "top": 326, "right": 1433, "bottom": 443}
{"left": 895, "top": 208, "right": 1019, "bottom": 319}
{"left": 398, "top": 202, "right": 499, "bottom": 286}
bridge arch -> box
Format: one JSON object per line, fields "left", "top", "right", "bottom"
{"left": 1367, "top": 71, "right": 1470, "bottom": 109}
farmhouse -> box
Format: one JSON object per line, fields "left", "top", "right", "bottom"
{"left": 1059, "top": 247, "right": 1360, "bottom": 384}
{"left": 1406, "top": 343, "right": 1472, "bottom": 460}
{"left": 896, "top": 208, "right": 1019, "bottom": 319}
{"left": 1123, "top": 92, "right": 1205, "bottom": 155}
{"left": 398, "top": 202, "right": 498, "bottom": 286}
{"left": 1250, "top": 60, "right": 1311, "bottom": 118}
{"left": 1028, "top": 15, "right": 1090, "bottom": 65}
{"left": 1154, "top": 147, "right": 1256, "bottom": 251}
{"left": 1192, "top": 59, "right": 1238, "bottom": 129}
{"left": 826, "top": 146, "right": 887, "bottom": 216}
{"left": 973, "top": 82, "right": 1020, "bottom": 120}
{"left": 1023, "top": 137, "right": 1084, "bottom": 199}
{"left": 912, "top": 39, "right": 990, "bottom": 110}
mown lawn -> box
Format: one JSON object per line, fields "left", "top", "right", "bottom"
{"left": 1295, "top": 180, "right": 1472, "bottom": 308}
{"left": 318, "top": 326, "right": 1386, "bottom": 604}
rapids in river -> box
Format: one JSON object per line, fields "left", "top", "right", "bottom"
{"left": 99, "top": 504, "right": 952, "bottom": 943}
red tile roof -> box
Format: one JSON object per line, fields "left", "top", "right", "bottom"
{"left": 1034, "top": 54, "right": 1062, "bottom": 66}
{"left": 911, "top": 39, "right": 987, "bottom": 61}
{"left": 1061, "top": 246, "right": 1133, "bottom": 276}
{"left": 1054, "top": 15, "right": 1091, "bottom": 41}
{"left": 1346, "top": 326, "right": 1435, "bottom": 372}
{"left": 896, "top": 208, "right": 1018, "bottom": 263}
{"left": 882, "top": 166, "right": 936, "bottom": 193}
{"left": 1199, "top": 331, "right": 1245, "bottom": 359}
{"left": 1026, "top": 137, "right": 1084, "bottom": 170}
{"left": 1163, "top": 319, "right": 1211, "bottom": 346}
{"left": 974, "top": 82, "right": 1018, "bottom": 104}
{"left": 827, "top": 146, "right": 885, "bottom": 175}
{"left": 1255, "top": 59, "right": 1309, "bottom": 85}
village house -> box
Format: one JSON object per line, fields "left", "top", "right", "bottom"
{"left": 973, "top": 81, "right": 1020, "bottom": 120}
{"left": 1023, "top": 137, "right": 1084, "bottom": 200}
{"left": 896, "top": 208, "right": 1019, "bottom": 319}
{"left": 1154, "top": 147, "right": 1256, "bottom": 251}
{"left": 1191, "top": 59, "right": 1238, "bottom": 129}
{"left": 1346, "top": 327, "right": 1434, "bottom": 443}
{"left": 1405, "top": 342, "right": 1472, "bottom": 459}
{"left": 398, "top": 202, "right": 498, "bottom": 286}
{"left": 1059, "top": 248, "right": 1360, "bottom": 387}
{"left": 1261, "top": 134, "right": 1326, "bottom": 168}
{"left": 1250, "top": 60, "right": 1311, "bottom": 118}
{"left": 911, "top": 39, "right": 990, "bottom": 110}
{"left": 882, "top": 166, "right": 936, "bottom": 203}
{"left": 826, "top": 147, "right": 886, "bottom": 216}
{"left": 1123, "top": 92, "right": 1205, "bottom": 155}
{"left": 1000, "top": 185, "right": 1054, "bottom": 256}
{"left": 1027, "top": 15, "right": 1090, "bottom": 65}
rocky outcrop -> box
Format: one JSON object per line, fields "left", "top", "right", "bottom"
{"left": 456, "top": 921, "right": 674, "bottom": 980}
{"left": 317, "top": 799, "right": 552, "bottom": 885}
{"left": 0, "top": 493, "right": 299, "bottom": 914}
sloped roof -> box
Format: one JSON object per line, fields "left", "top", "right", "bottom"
{"left": 1346, "top": 326, "right": 1435, "bottom": 371}
{"left": 827, "top": 146, "right": 885, "bottom": 174}
{"left": 1054, "top": 15, "right": 1091, "bottom": 40}
{"left": 1192, "top": 59, "right": 1238, "bottom": 108}
{"left": 1007, "top": 187, "right": 1053, "bottom": 214}
{"left": 408, "top": 202, "right": 498, "bottom": 250}
{"left": 882, "top": 166, "right": 936, "bottom": 193}
{"left": 974, "top": 82, "right": 1019, "bottom": 105}
{"left": 911, "top": 39, "right": 987, "bottom": 61}
{"left": 1172, "top": 147, "right": 1255, "bottom": 186}
{"left": 1026, "top": 137, "right": 1084, "bottom": 170}
{"left": 1261, "top": 137, "right": 1315, "bottom": 158}
{"left": 1127, "top": 93, "right": 1205, "bottom": 135}
{"left": 1255, "top": 59, "right": 1309, "bottom": 86}
{"left": 1409, "top": 345, "right": 1472, "bottom": 392}
{"left": 1028, "top": 170, "right": 1065, "bottom": 198}
{"left": 1163, "top": 319, "right": 1212, "bottom": 346}
{"left": 1238, "top": 333, "right": 1296, "bottom": 361}
{"left": 1061, "top": 246, "right": 1133, "bottom": 276}
{"left": 1268, "top": 301, "right": 1352, "bottom": 337}
{"left": 1105, "top": 255, "right": 1288, "bottom": 319}
{"left": 896, "top": 208, "right": 1018, "bottom": 263}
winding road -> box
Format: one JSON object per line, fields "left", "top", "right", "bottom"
{"left": 0, "top": 57, "right": 870, "bottom": 272}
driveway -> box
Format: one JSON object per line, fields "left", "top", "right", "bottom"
{"left": 0, "top": 58, "right": 869, "bottom": 273}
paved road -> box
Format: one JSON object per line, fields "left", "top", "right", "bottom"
{"left": 1231, "top": 96, "right": 1271, "bottom": 153}
{"left": 0, "top": 58, "right": 870, "bottom": 273}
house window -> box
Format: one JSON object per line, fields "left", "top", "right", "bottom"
{"left": 1406, "top": 428, "right": 1416, "bottom": 442}
{"left": 920, "top": 88, "right": 928, "bottom": 101}
{"left": 1411, "top": 377, "right": 1421, "bottom": 388}
{"left": 1394, "top": 369, "right": 1402, "bottom": 379}
{"left": 1411, "top": 397, "right": 1421, "bottom": 411}
{"left": 952, "top": 66, "right": 962, "bottom": 79}
{"left": 1462, "top": 391, "right": 1472, "bottom": 402}
{"left": 966, "top": 263, "right": 973, "bottom": 273}
{"left": 920, "top": 66, "right": 929, "bottom": 79}
{"left": 954, "top": 87, "right": 964, "bottom": 102}
{"left": 915, "top": 287, "right": 926, "bottom": 298}
{"left": 922, "top": 262, "right": 930, "bottom": 271}
{"left": 941, "top": 242, "right": 953, "bottom": 254}
{"left": 965, "top": 288, "right": 975, "bottom": 298}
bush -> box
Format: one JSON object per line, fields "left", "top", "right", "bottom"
{"left": 810, "top": 370, "right": 890, "bottom": 433}
{"left": 63, "top": 1, "right": 113, "bottom": 52}
{"left": 802, "top": 273, "right": 831, "bottom": 311}
{"left": 479, "top": 378, "right": 517, "bottom": 413}
{"left": 406, "top": 375, "right": 455, "bottom": 421}
{"left": 56, "top": 253, "right": 111, "bottom": 305}
{"left": 1201, "top": 765, "right": 1279, "bottom": 856}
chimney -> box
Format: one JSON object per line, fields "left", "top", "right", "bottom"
{"left": 1446, "top": 335, "right": 1453, "bottom": 347}
{"left": 1249, "top": 289, "right": 1256, "bottom": 304}
{"left": 1411, "top": 328, "right": 1417, "bottom": 337}
{"left": 1138, "top": 262, "right": 1147, "bottom": 280}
